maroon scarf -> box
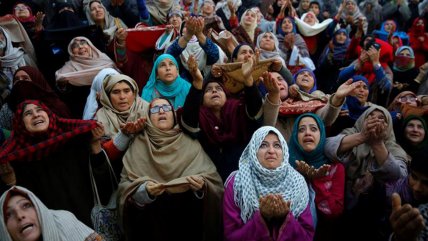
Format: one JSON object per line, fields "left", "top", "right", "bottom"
{"left": 13, "top": 2, "right": 35, "bottom": 23}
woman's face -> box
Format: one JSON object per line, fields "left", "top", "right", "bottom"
{"left": 5, "top": 194, "right": 41, "bottom": 241}
{"left": 14, "top": 4, "right": 31, "bottom": 19}
{"left": 281, "top": 18, "right": 294, "bottom": 33}
{"left": 405, "top": 119, "right": 426, "bottom": 145}
{"left": 271, "top": 72, "right": 289, "bottom": 101}
{"left": 22, "top": 103, "right": 50, "bottom": 134}
{"left": 351, "top": 81, "right": 369, "bottom": 104}
{"left": 301, "top": 0, "right": 310, "bottom": 10}
{"left": 90, "top": 1, "right": 105, "bottom": 24}
{"left": 169, "top": 15, "right": 182, "bottom": 29}
{"left": 397, "top": 94, "right": 418, "bottom": 107}
{"left": 202, "top": 82, "right": 227, "bottom": 110}
{"left": 384, "top": 21, "right": 395, "bottom": 33}
{"left": 243, "top": 11, "right": 257, "bottom": 26}
{"left": 409, "top": 170, "right": 428, "bottom": 202}
{"left": 368, "top": 110, "right": 386, "bottom": 123}
{"left": 201, "top": 3, "right": 215, "bottom": 16}
{"left": 297, "top": 117, "right": 320, "bottom": 152}
{"left": 310, "top": 4, "right": 320, "bottom": 15}
{"left": 13, "top": 70, "right": 32, "bottom": 84}
{"left": 257, "top": 133, "right": 284, "bottom": 170}
{"left": 417, "top": 19, "right": 424, "bottom": 27}
{"left": 234, "top": 45, "right": 254, "bottom": 62}
{"left": 156, "top": 58, "right": 178, "bottom": 84}
{"left": 71, "top": 39, "right": 92, "bottom": 57}
{"left": 109, "top": 81, "right": 135, "bottom": 112}
{"left": 398, "top": 49, "right": 412, "bottom": 57}
{"left": 295, "top": 71, "right": 315, "bottom": 93}
{"left": 149, "top": 99, "right": 175, "bottom": 131}
{"left": 303, "top": 13, "right": 316, "bottom": 26}
{"left": 335, "top": 32, "right": 347, "bottom": 44}
{"left": 345, "top": 1, "right": 356, "bottom": 13}
{"left": 259, "top": 33, "right": 276, "bottom": 51}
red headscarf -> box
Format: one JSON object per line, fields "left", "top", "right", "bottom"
{"left": 0, "top": 100, "right": 97, "bottom": 164}
{"left": 408, "top": 17, "right": 427, "bottom": 38}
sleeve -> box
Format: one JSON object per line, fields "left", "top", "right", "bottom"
{"left": 244, "top": 84, "right": 263, "bottom": 120}
{"left": 181, "top": 86, "right": 202, "bottom": 131}
{"left": 278, "top": 65, "right": 293, "bottom": 86}
{"left": 373, "top": 64, "right": 392, "bottom": 93}
{"left": 368, "top": 153, "right": 408, "bottom": 181}
{"left": 132, "top": 182, "right": 156, "bottom": 205}
{"left": 262, "top": 94, "right": 280, "bottom": 127}
{"left": 337, "top": 63, "right": 357, "bottom": 84}
{"left": 277, "top": 204, "right": 315, "bottom": 241}
{"left": 324, "top": 134, "right": 347, "bottom": 163}
{"left": 315, "top": 93, "right": 344, "bottom": 126}
{"left": 200, "top": 38, "right": 220, "bottom": 65}
{"left": 166, "top": 39, "right": 185, "bottom": 60}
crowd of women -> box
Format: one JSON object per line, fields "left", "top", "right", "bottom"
{"left": 0, "top": 0, "right": 428, "bottom": 240}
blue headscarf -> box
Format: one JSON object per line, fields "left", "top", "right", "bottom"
{"left": 344, "top": 75, "right": 370, "bottom": 120}
{"left": 288, "top": 113, "right": 328, "bottom": 169}
{"left": 332, "top": 28, "right": 350, "bottom": 61}
{"left": 293, "top": 68, "right": 317, "bottom": 93}
{"left": 141, "top": 54, "right": 191, "bottom": 109}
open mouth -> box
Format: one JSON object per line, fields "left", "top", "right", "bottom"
{"left": 33, "top": 120, "right": 44, "bottom": 126}
{"left": 158, "top": 116, "right": 167, "bottom": 121}
{"left": 21, "top": 224, "right": 34, "bottom": 234}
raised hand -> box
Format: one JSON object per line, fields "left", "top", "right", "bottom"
{"left": 115, "top": 28, "right": 128, "bottom": 46}
{"left": 186, "top": 175, "right": 205, "bottom": 191}
{"left": 35, "top": 12, "right": 45, "bottom": 31}
{"left": 91, "top": 122, "right": 105, "bottom": 154}
{"left": 390, "top": 193, "right": 425, "bottom": 241}
{"left": 261, "top": 71, "right": 280, "bottom": 103}
{"left": 120, "top": 117, "right": 146, "bottom": 135}
{"left": 211, "top": 64, "right": 223, "bottom": 78}
{"left": 188, "top": 55, "right": 203, "bottom": 89}
{"left": 242, "top": 50, "right": 259, "bottom": 87}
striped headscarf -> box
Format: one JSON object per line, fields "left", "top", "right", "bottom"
{"left": 233, "top": 126, "right": 309, "bottom": 223}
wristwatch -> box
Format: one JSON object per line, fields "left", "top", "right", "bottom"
{"left": 374, "top": 63, "right": 382, "bottom": 70}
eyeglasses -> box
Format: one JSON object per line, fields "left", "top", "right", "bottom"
{"left": 71, "top": 39, "right": 88, "bottom": 49}
{"left": 14, "top": 6, "right": 28, "bottom": 11}
{"left": 399, "top": 95, "right": 417, "bottom": 103}
{"left": 149, "top": 104, "right": 173, "bottom": 114}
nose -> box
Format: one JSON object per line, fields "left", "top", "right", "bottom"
{"left": 267, "top": 145, "right": 275, "bottom": 153}
{"left": 16, "top": 209, "right": 26, "bottom": 221}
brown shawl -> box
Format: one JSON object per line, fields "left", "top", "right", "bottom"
{"left": 231, "top": 25, "right": 261, "bottom": 48}
{"left": 118, "top": 115, "right": 224, "bottom": 241}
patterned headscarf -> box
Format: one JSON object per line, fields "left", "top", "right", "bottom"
{"left": 142, "top": 54, "right": 190, "bottom": 109}
{"left": 393, "top": 46, "right": 415, "bottom": 72}
{"left": 233, "top": 126, "right": 309, "bottom": 223}
{"left": 289, "top": 113, "right": 329, "bottom": 169}
{"left": 0, "top": 100, "right": 97, "bottom": 164}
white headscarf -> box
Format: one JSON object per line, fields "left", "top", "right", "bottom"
{"left": 233, "top": 126, "right": 309, "bottom": 223}
{"left": 256, "top": 32, "right": 286, "bottom": 67}
{"left": 240, "top": 8, "right": 258, "bottom": 42}
{"left": 294, "top": 11, "right": 333, "bottom": 37}
{"left": 0, "top": 186, "right": 95, "bottom": 241}
{"left": 0, "top": 27, "right": 27, "bottom": 82}
{"left": 215, "top": 0, "right": 242, "bottom": 19}
{"left": 83, "top": 67, "right": 120, "bottom": 120}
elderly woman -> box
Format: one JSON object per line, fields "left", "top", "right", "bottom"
{"left": 155, "top": 10, "right": 184, "bottom": 53}
{"left": 0, "top": 186, "right": 103, "bottom": 241}
{"left": 141, "top": 54, "right": 190, "bottom": 109}
{"left": 0, "top": 100, "right": 104, "bottom": 226}
{"left": 118, "top": 97, "right": 224, "bottom": 241}
{"left": 223, "top": 126, "right": 314, "bottom": 241}
{"left": 231, "top": 8, "right": 261, "bottom": 48}
{"left": 256, "top": 31, "right": 286, "bottom": 67}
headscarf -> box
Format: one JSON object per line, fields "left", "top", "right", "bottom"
{"left": 345, "top": 75, "right": 370, "bottom": 120}
{"left": 293, "top": 68, "right": 317, "bottom": 93}
{"left": 233, "top": 126, "right": 309, "bottom": 223}
{"left": 294, "top": 11, "right": 333, "bottom": 37}
{"left": 400, "top": 115, "right": 428, "bottom": 153}
{"left": 340, "top": 0, "right": 367, "bottom": 33}
{"left": 0, "top": 100, "right": 97, "bottom": 164}
{"left": 0, "top": 186, "right": 96, "bottom": 241}
{"left": 0, "top": 27, "right": 26, "bottom": 78}
{"left": 141, "top": 54, "right": 191, "bottom": 109}
{"left": 393, "top": 46, "right": 415, "bottom": 72}
{"left": 340, "top": 105, "right": 409, "bottom": 181}
{"left": 84, "top": 0, "right": 127, "bottom": 43}
{"left": 96, "top": 74, "right": 148, "bottom": 137}
{"left": 289, "top": 113, "right": 329, "bottom": 169}
{"left": 83, "top": 67, "right": 120, "bottom": 120}
{"left": 215, "top": 0, "right": 242, "bottom": 20}
{"left": 256, "top": 32, "right": 285, "bottom": 66}
{"left": 145, "top": 0, "right": 179, "bottom": 25}
{"left": 55, "top": 36, "right": 117, "bottom": 86}
{"left": 387, "top": 91, "right": 420, "bottom": 112}
{"left": 13, "top": 2, "right": 35, "bottom": 23}
{"left": 408, "top": 17, "right": 426, "bottom": 39}
{"left": 276, "top": 17, "right": 297, "bottom": 36}
{"left": 239, "top": 9, "right": 258, "bottom": 43}
{"left": 332, "top": 28, "right": 350, "bottom": 61}
{"left": 178, "top": 21, "right": 207, "bottom": 74}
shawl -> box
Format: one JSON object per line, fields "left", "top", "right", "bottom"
{"left": 332, "top": 29, "right": 351, "bottom": 61}
{"left": 408, "top": 17, "right": 427, "bottom": 39}
{"left": 96, "top": 74, "right": 148, "bottom": 137}
{"left": 146, "top": 0, "right": 179, "bottom": 25}
{"left": 239, "top": 9, "right": 258, "bottom": 43}
{"left": 256, "top": 32, "right": 286, "bottom": 66}
{"left": 288, "top": 113, "right": 329, "bottom": 169}
{"left": 340, "top": 0, "right": 367, "bottom": 33}
{"left": 233, "top": 126, "right": 309, "bottom": 223}
{"left": 0, "top": 100, "right": 97, "bottom": 164}
{"left": 141, "top": 54, "right": 190, "bottom": 109}
{"left": 83, "top": 67, "right": 120, "bottom": 120}
{"left": 294, "top": 12, "right": 333, "bottom": 37}
{"left": 393, "top": 46, "right": 415, "bottom": 72}
{"left": 293, "top": 68, "right": 318, "bottom": 93}
{"left": 118, "top": 108, "right": 224, "bottom": 241}
{"left": 55, "top": 36, "right": 117, "bottom": 86}
{"left": 399, "top": 115, "right": 428, "bottom": 156}
{"left": 0, "top": 186, "right": 95, "bottom": 241}
{"left": 83, "top": 0, "right": 127, "bottom": 43}
{"left": 215, "top": 0, "right": 242, "bottom": 20}
{"left": 0, "top": 27, "right": 26, "bottom": 71}
{"left": 340, "top": 105, "right": 409, "bottom": 180}
{"left": 13, "top": 2, "right": 35, "bottom": 23}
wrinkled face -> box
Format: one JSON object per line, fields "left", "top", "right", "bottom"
{"left": 301, "top": 0, "right": 310, "bottom": 10}
{"left": 22, "top": 104, "right": 50, "bottom": 134}
{"left": 409, "top": 170, "right": 428, "bottom": 203}
{"left": 243, "top": 11, "right": 257, "bottom": 26}
{"left": 297, "top": 117, "right": 320, "bottom": 152}
{"left": 303, "top": 13, "right": 316, "bottom": 26}
{"left": 149, "top": 98, "right": 175, "bottom": 131}
{"left": 201, "top": 3, "right": 215, "bottom": 16}
{"left": 295, "top": 71, "right": 315, "bottom": 93}
{"left": 281, "top": 18, "right": 293, "bottom": 33}
{"left": 310, "top": 4, "right": 320, "bottom": 15}
{"left": 351, "top": 81, "right": 369, "bottom": 104}
{"left": 13, "top": 70, "right": 32, "bottom": 84}
{"left": 405, "top": 119, "right": 426, "bottom": 145}
{"left": 271, "top": 72, "right": 289, "bottom": 101}
{"left": 384, "top": 21, "right": 395, "bottom": 33}
{"left": 398, "top": 94, "right": 418, "bottom": 107}
{"left": 257, "top": 133, "right": 284, "bottom": 169}
{"left": 71, "top": 39, "right": 92, "bottom": 57}
{"left": 345, "top": 1, "right": 356, "bottom": 12}
{"left": 109, "top": 81, "right": 136, "bottom": 112}
{"left": 90, "top": 1, "right": 105, "bottom": 24}
{"left": 234, "top": 45, "right": 254, "bottom": 62}
{"left": 335, "top": 32, "right": 347, "bottom": 44}
{"left": 259, "top": 33, "right": 276, "bottom": 51}
{"left": 168, "top": 15, "right": 182, "bottom": 29}
{"left": 5, "top": 195, "right": 41, "bottom": 241}
{"left": 202, "top": 82, "right": 227, "bottom": 110}
{"left": 367, "top": 110, "right": 386, "bottom": 123}
{"left": 156, "top": 58, "right": 178, "bottom": 84}
{"left": 398, "top": 49, "right": 412, "bottom": 57}
{"left": 14, "top": 4, "right": 31, "bottom": 19}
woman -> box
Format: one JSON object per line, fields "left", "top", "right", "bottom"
{"left": 155, "top": 10, "right": 183, "bottom": 53}
{"left": 0, "top": 100, "right": 103, "bottom": 226}
{"left": 231, "top": 8, "right": 261, "bottom": 48}
{"left": 223, "top": 126, "right": 314, "bottom": 241}
{"left": 359, "top": 0, "right": 382, "bottom": 34}
{"left": 141, "top": 54, "right": 190, "bottom": 109}
{"left": 256, "top": 31, "right": 286, "bottom": 67}
{"left": 398, "top": 115, "right": 428, "bottom": 161}
{"left": 297, "top": 0, "right": 311, "bottom": 16}
{"left": 387, "top": 91, "right": 420, "bottom": 120}
{"left": 136, "top": 0, "right": 180, "bottom": 26}
{"left": 408, "top": 17, "right": 428, "bottom": 68}
{"left": 118, "top": 97, "right": 224, "bottom": 241}
{"left": 12, "top": 2, "right": 44, "bottom": 42}
{"left": 390, "top": 46, "right": 420, "bottom": 102}
{"left": 0, "top": 186, "right": 103, "bottom": 241}
{"left": 339, "top": 0, "right": 367, "bottom": 35}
